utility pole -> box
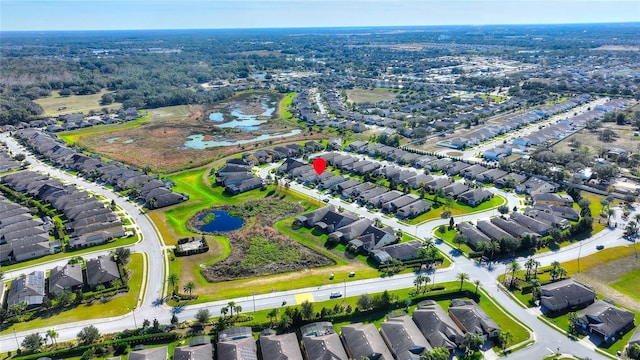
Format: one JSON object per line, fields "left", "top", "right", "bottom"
{"left": 577, "top": 241, "right": 583, "bottom": 272}
{"left": 252, "top": 292, "right": 256, "bottom": 314}
{"left": 131, "top": 306, "right": 138, "bottom": 329}
{"left": 344, "top": 278, "right": 347, "bottom": 298}
{"left": 13, "top": 328, "right": 19, "bottom": 349}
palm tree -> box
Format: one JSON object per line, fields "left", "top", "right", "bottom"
{"left": 488, "top": 240, "right": 500, "bottom": 260}
{"left": 421, "top": 275, "right": 430, "bottom": 293}
{"left": 220, "top": 306, "right": 229, "bottom": 318}
{"left": 457, "top": 272, "right": 470, "bottom": 290}
{"left": 183, "top": 281, "right": 196, "bottom": 299}
{"left": 557, "top": 266, "right": 568, "bottom": 280}
{"left": 414, "top": 276, "right": 422, "bottom": 294}
{"left": 474, "top": 280, "right": 481, "bottom": 295}
{"left": 168, "top": 273, "right": 179, "bottom": 295}
{"left": 524, "top": 258, "right": 536, "bottom": 280}
{"left": 508, "top": 261, "right": 521, "bottom": 288}
{"left": 46, "top": 329, "right": 58, "bottom": 345}
{"left": 499, "top": 330, "right": 513, "bottom": 349}
{"left": 422, "top": 237, "right": 435, "bottom": 249}
{"left": 530, "top": 278, "right": 541, "bottom": 299}
{"left": 234, "top": 304, "right": 242, "bottom": 316}
{"left": 533, "top": 259, "right": 541, "bottom": 278}
{"left": 550, "top": 261, "right": 562, "bottom": 281}
{"left": 227, "top": 301, "right": 236, "bottom": 317}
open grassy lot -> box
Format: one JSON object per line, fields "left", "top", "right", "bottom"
{"left": 611, "top": 267, "right": 640, "bottom": 303}
{"left": 57, "top": 111, "right": 151, "bottom": 145}
{"left": 0, "top": 253, "right": 143, "bottom": 335}
{"left": 345, "top": 88, "right": 399, "bottom": 104}
{"left": 34, "top": 90, "right": 122, "bottom": 116}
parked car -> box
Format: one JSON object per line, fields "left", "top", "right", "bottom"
{"left": 596, "top": 245, "right": 605, "bottom": 250}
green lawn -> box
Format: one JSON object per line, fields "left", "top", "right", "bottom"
{"left": 57, "top": 111, "right": 151, "bottom": 145}
{"left": 0, "top": 253, "right": 144, "bottom": 335}
{"left": 611, "top": 267, "right": 640, "bottom": 303}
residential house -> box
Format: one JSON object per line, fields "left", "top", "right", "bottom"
{"left": 510, "top": 212, "right": 552, "bottom": 236}
{"left": 516, "top": 177, "right": 558, "bottom": 195}
{"left": 332, "top": 179, "right": 360, "bottom": 193}
{"left": 218, "top": 327, "right": 258, "bottom": 360}
{"left": 495, "top": 173, "right": 527, "bottom": 188}
{"left": 629, "top": 326, "right": 640, "bottom": 347}
{"left": 443, "top": 161, "right": 471, "bottom": 176}
{"left": 483, "top": 145, "right": 512, "bottom": 161}
{"left": 443, "top": 182, "right": 470, "bottom": 198}
{"left": 48, "top": 264, "right": 84, "bottom": 294}
{"left": 476, "top": 220, "right": 513, "bottom": 242}
{"left": 426, "top": 158, "right": 452, "bottom": 172}
{"left": 457, "top": 189, "right": 493, "bottom": 207}
{"left": 461, "top": 165, "right": 488, "bottom": 180}
{"left": 295, "top": 206, "right": 359, "bottom": 234}
{"left": 539, "top": 279, "right": 596, "bottom": 313}
{"left": 382, "top": 194, "right": 420, "bottom": 214}
{"left": 128, "top": 346, "right": 169, "bottom": 360}
{"left": 524, "top": 208, "right": 570, "bottom": 229}
{"left": 329, "top": 218, "right": 372, "bottom": 243}
{"left": 347, "top": 225, "right": 397, "bottom": 254}
{"left": 226, "top": 178, "right": 264, "bottom": 195}
{"left": 533, "top": 193, "right": 574, "bottom": 207}
{"left": 404, "top": 174, "right": 433, "bottom": 189}
{"left": 413, "top": 155, "right": 437, "bottom": 168}
{"left": 341, "top": 323, "right": 394, "bottom": 360}
{"left": 397, "top": 200, "right": 431, "bottom": 219}
{"left": 7, "top": 271, "right": 45, "bottom": 307}
{"left": 456, "top": 222, "right": 491, "bottom": 250}
{"left": 577, "top": 301, "right": 635, "bottom": 344}
{"left": 86, "top": 255, "right": 120, "bottom": 289}
{"left": 490, "top": 217, "right": 540, "bottom": 239}
{"left": 413, "top": 300, "right": 464, "bottom": 351}
{"left": 476, "top": 169, "right": 508, "bottom": 183}
{"left": 259, "top": 330, "right": 303, "bottom": 360}
{"left": 425, "top": 178, "right": 452, "bottom": 193}
{"left": 380, "top": 313, "right": 431, "bottom": 360}
{"left": 534, "top": 204, "right": 580, "bottom": 221}
{"left": 448, "top": 298, "right": 501, "bottom": 340}
{"left": 370, "top": 240, "right": 422, "bottom": 264}
{"left": 368, "top": 190, "right": 403, "bottom": 209}
{"left": 342, "top": 182, "right": 375, "bottom": 198}
{"left": 174, "top": 336, "right": 213, "bottom": 360}
{"left": 300, "top": 322, "right": 348, "bottom": 360}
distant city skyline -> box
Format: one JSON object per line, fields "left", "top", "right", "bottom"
{"left": 1, "top": 0, "right": 639, "bottom": 31}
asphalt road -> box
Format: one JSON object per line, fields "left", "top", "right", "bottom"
{"left": 1, "top": 132, "right": 633, "bottom": 359}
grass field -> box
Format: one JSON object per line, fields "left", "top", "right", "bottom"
{"left": 0, "top": 253, "right": 143, "bottom": 335}
{"left": 611, "top": 267, "right": 640, "bottom": 303}
{"left": 345, "top": 88, "right": 399, "bottom": 104}
{"left": 57, "top": 111, "right": 151, "bottom": 145}
{"left": 35, "top": 90, "right": 122, "bottom": 116}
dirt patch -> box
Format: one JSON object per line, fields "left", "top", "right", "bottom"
{"left": 572, "top": 254, "right": 640, "bottom": 311}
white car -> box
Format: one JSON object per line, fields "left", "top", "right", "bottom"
{"left": 330, "top": 291, "right": 342, "bottom": 299}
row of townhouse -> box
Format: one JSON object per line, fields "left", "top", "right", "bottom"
{"left": 13, "top": 129, "right": 186, "bottom": 209}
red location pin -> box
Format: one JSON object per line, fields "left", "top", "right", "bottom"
{"left": 313, "top": 157, "right": 327, "bottom": 176}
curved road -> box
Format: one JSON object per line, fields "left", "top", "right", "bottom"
{"left": 1, "top": 133, "right": 633, "bottom": 359}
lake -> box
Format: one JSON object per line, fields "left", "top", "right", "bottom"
{"left": 195, "top": 210, "right": 243, "bottom": 232}
{"left": 208, "top": 102, "right": 276, "bottom": 130}
{"left": 183, "top": 129, "right": 302, "bottom": 149}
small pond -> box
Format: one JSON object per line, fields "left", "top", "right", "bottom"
{"left": 209, "top": 112, "right": 224, "bottom": 121}
{"left": 195, "top": 210, "right": 243, "bottom": 232}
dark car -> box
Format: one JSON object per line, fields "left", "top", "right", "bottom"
{"left": 596, "top": 245, "right": 605, "bottom": 250}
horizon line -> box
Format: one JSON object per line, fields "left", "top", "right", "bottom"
{"left": 2, "top": 21, "right": 639, "bottom": 33}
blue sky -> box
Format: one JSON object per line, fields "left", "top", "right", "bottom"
{"left": 1, "top": 0, "right": 639, "bottom": 31}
